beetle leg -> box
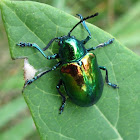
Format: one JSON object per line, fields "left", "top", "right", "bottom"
{"left": 56, "top": 79, "right": 66, "bottom": 114}
{"left": 47, "top": 53, "right": 59, "bottom": 60}
{"left": 87, "top": 38, "right": 114, "bottom": 51}
{"left": 77, "top": 14, "right": 91, "bottom": 36}
{"left": 77, "top": 14, "right": 91, "bottom": 44}
{"left": 16, "top": 42, "right": 59, "bottom": 59}
{"left": 23, "top": 62, "right": 62, "bottom": 90}
{"left": 43, "top": 37, "right": 60, "bottom": 51}
{"left": 99, "top": 66, "right": 119, "bottom": 89}
{"left": 81, "top": 36, "right": 91, "bottom": 44}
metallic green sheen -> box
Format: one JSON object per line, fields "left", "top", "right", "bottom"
{"left": 59, "top": 36, "right": 87, "bottom": 63}
{"left": 60, "top": 53, "right": 104, "bottom": 106}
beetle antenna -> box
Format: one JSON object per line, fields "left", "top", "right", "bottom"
{"left": 68, "top": 13, "right": 98, "bottom": 37}
{"left": 43, "top": 37, "right": 59, "bottom": 51}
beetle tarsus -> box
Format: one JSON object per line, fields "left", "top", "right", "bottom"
{"left": 87, "top": 38, "right": 115, "bottom": 51}
{"left": 99, "top": 66, "right": 119, "bottom": 89}
{"left": 109, "top": 83, "right": 119, "bottom": 89}
{"left": 17, "top": 42, "right": 26, "bottom": 47}
{"left": 23, "top": 80, "right": 32, "bottom": 88}
{"left": 59, "top": 102, "right": 65, "bottom": 114}
{"left": 22, "top": 80, "right": 32, "bottom": 92}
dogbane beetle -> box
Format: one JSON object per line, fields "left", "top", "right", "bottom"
{"left": 17, "top": 13, "right": 119, "bottom": 114}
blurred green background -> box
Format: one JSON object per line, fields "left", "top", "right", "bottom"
{"left": 0, "top": 0, "right": 139, "bottom": 139}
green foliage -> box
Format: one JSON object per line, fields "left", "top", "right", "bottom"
{"left": 0, "top": 0, "right": 140, "bottom": 140}
{"left": 0, "top": 71, "right": 24, "bottom": 92}
{"left": 108, "top": 1, "right": 140, "bottom": 49}
{"left": 0, "top": 96, "right": 26, "bottom": 127}
{"left": 0, "top": 117, "right": 34, "bottom": 140}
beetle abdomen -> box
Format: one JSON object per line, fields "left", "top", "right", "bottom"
{"left": 60, "top": 53, "right": 104, "bottom": 106}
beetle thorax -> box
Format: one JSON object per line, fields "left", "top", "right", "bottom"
{"left": 59, "top": 37, "right": 86, "bottom": 63}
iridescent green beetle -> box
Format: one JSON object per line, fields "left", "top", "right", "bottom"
{"left": 17, "top": 13, "right": 118, "bottom": 114}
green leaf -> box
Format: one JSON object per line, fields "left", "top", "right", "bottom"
{"left": 1, "top": 0, "right": 140, "bottom": 140}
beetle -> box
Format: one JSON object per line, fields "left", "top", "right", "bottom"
{"left": 17, "top": 13, "right": 118, "bottom": 114}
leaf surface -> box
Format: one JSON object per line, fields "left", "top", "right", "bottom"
{"left": 0, "top": 0, "right": 140, "bottom": 140}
